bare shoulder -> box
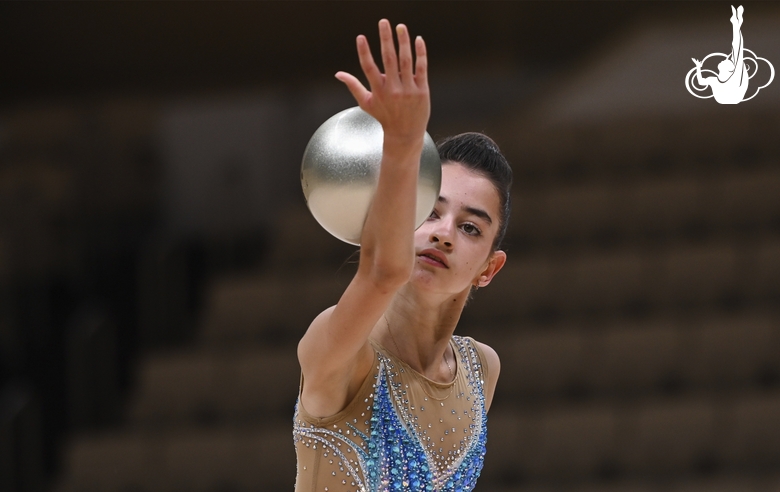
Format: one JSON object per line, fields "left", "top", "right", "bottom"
{"left": 308, "top": 304, "right": 337, "bottom": 333}
{"left": 298, "top": 304, "right": 375, "bottom": 418}
{"left": 297, "top": 305, "right": 335, "bottom": 375}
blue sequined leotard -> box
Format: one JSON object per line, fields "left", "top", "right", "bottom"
{"left": 293, "top": 335, "right": 489, "bottom": 492}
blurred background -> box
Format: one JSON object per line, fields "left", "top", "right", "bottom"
{"left": 1, "top": 1, "right": 779, "bottom": 491}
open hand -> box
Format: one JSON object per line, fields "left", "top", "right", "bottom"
{"left": 335, "top": 19, "right": 430, "bottom": 144}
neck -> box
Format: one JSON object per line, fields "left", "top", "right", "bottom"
{"left": 372, "top": 283, "right": 469, "bottom": 381}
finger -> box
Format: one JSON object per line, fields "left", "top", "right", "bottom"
{"left": 378, "top": 19, "right": 399, "bottom": 85}
{"left": 335, "top": 71, "right": 372, "bottom": 107}
{"left": 414, "top": 36, "right": 428, "bottom": 88}
{"left": 396, "top": 24, "right": 413, "bottom": 86}
{"left": 355, "top": 35, "right": 382, "bottom": 89}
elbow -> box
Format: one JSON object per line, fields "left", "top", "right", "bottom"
{"left": 359, "top": 256, "right": 413, "bottom": 289}
{"left": 370, "top": 261, "right": 413, "bottom": 289}
{"left": 358, "top": 244, "right": 414, "bottom": 288}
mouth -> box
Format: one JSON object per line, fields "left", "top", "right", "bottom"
{"left": 418, "top": 250, "right": 449, "bottom": 268}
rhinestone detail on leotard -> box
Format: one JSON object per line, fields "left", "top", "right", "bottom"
{"left": 293, "top": 336, "right": 488, "bottom": 492}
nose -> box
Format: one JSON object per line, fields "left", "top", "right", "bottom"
{"left": 428, "top": 218, "right": 454, "bottom": 248}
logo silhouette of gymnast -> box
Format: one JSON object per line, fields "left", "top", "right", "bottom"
{"left": 685, "top": 5, "right": 774, "bottom": 104}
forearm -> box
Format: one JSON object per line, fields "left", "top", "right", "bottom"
{"left": 696, "top": 66, "right": 707, "bottom": 86}
{"left": 335, "top": 20, "right": 429, "bottom": 282}
{"left": 359, "top": 135, "right": 424, "bottom": 280}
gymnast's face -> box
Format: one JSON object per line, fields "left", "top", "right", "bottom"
{"left": 410, "top": 162, "right": 506, "bottom": 296}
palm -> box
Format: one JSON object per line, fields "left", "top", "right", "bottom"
{"left": 335, "top": 20, "right": 430, "bottom": 142}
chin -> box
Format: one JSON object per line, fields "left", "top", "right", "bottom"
{"left": 407, "top": 268, "right": 443, "bottom": 289}
{"left": 408, "top": 269, "right": 468, "bottom": 297}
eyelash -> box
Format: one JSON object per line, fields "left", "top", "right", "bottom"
{"left": 462, "top": 223, "right": 482, "bottom": 236}
{"left": 427, "top": 210, "right": 482, "bottom": 236}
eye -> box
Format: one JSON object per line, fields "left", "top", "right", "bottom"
{"left": 461, "top": 223, "right": 481, "bottom": 236}
{"left": 428, "top": 209, "right": 439, "bottom": 220}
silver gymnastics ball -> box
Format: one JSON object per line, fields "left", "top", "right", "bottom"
{"left": 301, "top": 106, "right": 442, "bottom": 245}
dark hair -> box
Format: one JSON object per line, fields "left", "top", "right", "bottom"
{"left": 436, "top": 132, "right": 512, "bottom": 251}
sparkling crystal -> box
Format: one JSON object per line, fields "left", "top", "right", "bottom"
{"left": 293, "top": 336, "right": 487, "bottom": 492}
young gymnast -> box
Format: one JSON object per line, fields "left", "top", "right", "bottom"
{"left": 293, "top": 19, "right": 511, "bottom": 492}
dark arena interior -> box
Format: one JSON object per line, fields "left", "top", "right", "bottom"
{"left": 1, "top": 2, "right": 779, "bottom": 491}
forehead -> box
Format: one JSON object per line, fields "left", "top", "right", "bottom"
{"left": 439, "top": 163, "right": 500, "bottom": 218}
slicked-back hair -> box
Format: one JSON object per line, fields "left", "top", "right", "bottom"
{"left": 436, "top": 133, "right": 512, "bottom": 251}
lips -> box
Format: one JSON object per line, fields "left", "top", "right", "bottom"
{"left": 418, "top": 248, "right": 449, "bottom": 268}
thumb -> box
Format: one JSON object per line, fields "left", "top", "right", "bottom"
{"left": 335, "top": 72, "right": 371, "bottom": 108}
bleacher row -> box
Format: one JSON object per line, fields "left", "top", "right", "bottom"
{"left": 508, "top": 167, "right": 780, "bottom": 249}
{"left": 56, "top": 423, "right": 295, "bottom": 492}
{"left": 499, "top": 114, "right": 780, "bottom": 182}
{"left": 486, "top": 390, "right": 780, "bottom": 480}
{"left": 468, "top": 236, "right": 780, "bottom": 322}
{"left": 479, "top": 312, "right": 779, "bottom": 400}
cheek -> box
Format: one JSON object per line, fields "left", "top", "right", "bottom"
{"left": 461, "top": 245, "right": 489, "bottom": 273}
{"left": 413, "top": 225, "right": 429, "bottom": 243}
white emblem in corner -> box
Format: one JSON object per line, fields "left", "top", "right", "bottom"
{"left": 685, "top": 5, "right": 774, "bottom": 104}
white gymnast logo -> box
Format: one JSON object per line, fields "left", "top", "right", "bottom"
{"left": 685, "top": 5, "right": 774, "bottom": 104}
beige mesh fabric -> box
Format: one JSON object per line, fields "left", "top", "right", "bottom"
{"left": 293, "top": 336, "right": 489, "bottom": 492}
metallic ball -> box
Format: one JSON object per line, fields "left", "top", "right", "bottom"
{"left": 301, "top": 107, "right": 442, "bottom": 245}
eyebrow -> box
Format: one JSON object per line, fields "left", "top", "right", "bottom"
{"left": 437, "top": 195, "right": 493, "bottom": 226}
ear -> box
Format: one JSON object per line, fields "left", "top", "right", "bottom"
{"left": 474, "top": 250, "right": 507, "bottom": 288}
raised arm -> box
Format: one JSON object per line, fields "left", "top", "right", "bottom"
{"left": 297, "top": 19, "right": 430, "bottom": 418}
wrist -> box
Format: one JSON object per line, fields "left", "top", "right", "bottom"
{"left": 382, "top": 133, "right": 425, "bottom": 157}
